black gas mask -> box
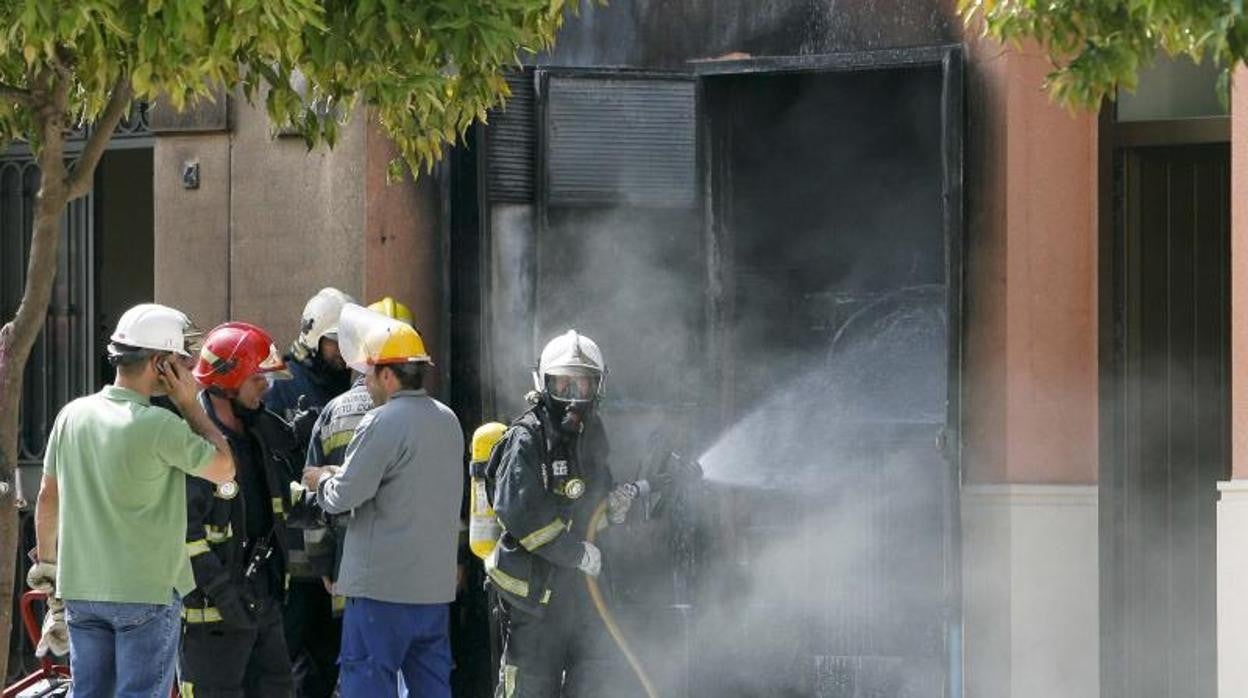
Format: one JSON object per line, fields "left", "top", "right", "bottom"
{"left": 544, "top": 397, "right": 595, "bottom": 434}
{"left": 542, "top": 372, "right": 601, "bottom": 434}
{"left": 306, "top": 349, "right": 351, "bottom": 394}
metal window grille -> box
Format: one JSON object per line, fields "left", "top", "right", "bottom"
{"left": 1, "top": 164, "right": 97, "bottom": 467}
{"left": 544, "top": 74, "right": 697, "bottom": 208}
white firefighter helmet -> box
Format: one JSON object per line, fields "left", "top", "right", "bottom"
{"left": 109, "top": 303, "right": 196, "bottom": 357}
{"left": 533, "top": 330, "right": 606, "bottom": 403}
{"left": 296, "top": 287, "right": 355, "bottom": 353}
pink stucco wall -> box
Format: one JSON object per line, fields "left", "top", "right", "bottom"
{"left": 964, "top": 36, "right": 1100, "bottom": 484}
{"left": 1232, "top": 67, "right": 1248, "bottom": 480}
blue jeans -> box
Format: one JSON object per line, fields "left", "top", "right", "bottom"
{"left": 339, "top": 597, "right": 450, "bottom": 698}
{"left": 64, "top": 593, "right": 181, "bottom": 698}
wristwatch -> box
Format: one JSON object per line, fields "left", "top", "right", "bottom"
{"left": 216, "top": 481, "right": 239, "bottom": 499}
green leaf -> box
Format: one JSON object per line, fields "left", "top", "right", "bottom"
{"left": 132, "top": 62, "right": 153, "bottom": 96}
{"left": 0, "top": 0, "right": 578, "bottom": 183}
{"left": 959, "top": 0, "right": 1236, "bottom": 110}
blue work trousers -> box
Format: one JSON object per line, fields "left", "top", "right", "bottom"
{"left": 339, "top": 597, "right": 451, "bottom": 698}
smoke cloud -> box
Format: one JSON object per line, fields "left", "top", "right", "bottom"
{"left": 482, "top": 65, "right": 958, "bottom": 698}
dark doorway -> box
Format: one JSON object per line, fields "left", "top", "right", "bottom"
{"left": 691, "top": 62, "right": 959, "bottom": 698}
{"left": 1102, "top": 142, "right": 1230, "bottom": 698}
{"left": 94, "top": 147, "right": 155, "bottom": 384}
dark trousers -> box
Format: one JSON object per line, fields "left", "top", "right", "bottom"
{"left": 180, "top": 603, "right": 294, "bottom": 698}
{"left": 494, "top": 577, "right": 623, "bottom": 698}
{"left": 283, "top": 580, "right": 342, "bottom": 698}
{"left": 339, "top": 597, "right": 451, "bottom": 698}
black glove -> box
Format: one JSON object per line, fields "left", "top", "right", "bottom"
{"left": 290, "top": 395, "right": 320, "bottom": 451}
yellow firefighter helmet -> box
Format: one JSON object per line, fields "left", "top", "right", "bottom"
{"left": 367, "top": 297, "right": 414, "bottom": 327}
{"left": 338, "top": 303, "right": 431, "bottom": 373}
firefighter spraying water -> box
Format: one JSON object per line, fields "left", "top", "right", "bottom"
{"left": 473, "top": 330, "right": 700, "bottom": 698}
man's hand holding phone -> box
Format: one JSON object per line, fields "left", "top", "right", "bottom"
{"left": 157, "top": 356, "right": 199, "bottom": 407}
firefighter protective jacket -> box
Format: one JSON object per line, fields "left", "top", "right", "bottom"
{"left": 305, "top": 378, "right": 373, "bottom": 593}
{"left": 183, "top": 393, "right": 303, "bottom": 627}
{"left": 264, "top": 359, "right": 345, "bottom": 580}
{"left": 486, "top": 406, "right": 612, "bottom": 617}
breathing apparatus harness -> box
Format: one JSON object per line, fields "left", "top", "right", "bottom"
{"left": 477, "top": 399, "right": 584, "bottom": 510}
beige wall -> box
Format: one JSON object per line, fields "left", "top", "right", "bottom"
{"left": 153, "top": 94, "right": 450, "bottom": 402}
{"left": 963, "top": 485, "right": 1099, "bottom": 698}
{"left": 153, "top": 95, "right": 366, "bottom": 345}
{"left": 1219, "top": 482, "right": 1248, "bottom": 695}
{"left": 228, "top": 102, "right": 366, "bottom": 344}
{"left": 154, "top": 133, "right": 232, "bottom": 330}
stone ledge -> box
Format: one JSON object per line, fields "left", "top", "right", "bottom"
{"left": 1218, "top": 479, "right": 1248, "bottom": 501}
{"left": 962, "top": 484, "right": 1098, "bottom": 507}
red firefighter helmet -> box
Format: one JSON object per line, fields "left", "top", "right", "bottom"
{"left": 193, "top": 322, "right": 290, "bottom": 392}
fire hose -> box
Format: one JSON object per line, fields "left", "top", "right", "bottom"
{"left": 586, "top": 499, "right": 661, "bottom": 698}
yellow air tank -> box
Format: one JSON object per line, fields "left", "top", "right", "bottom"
{"left": 468, "top": 422, "right": 508, "bottom": 560}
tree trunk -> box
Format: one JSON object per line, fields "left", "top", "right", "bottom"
{"left": 0, "top": 77, "right": 71, "bottom": 681}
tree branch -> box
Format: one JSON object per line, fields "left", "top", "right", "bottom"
{"left": 0, "top": 83, "right": 31, "bottom": 105}
{"left": 65, "top": 78, "right": 133, "bottom": 200}
{"left": 51, "top": 46, "right": 74, "bottom": 80}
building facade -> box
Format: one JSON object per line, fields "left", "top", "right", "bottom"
{"left": 5, "top": 1, "right": 1245, "bottom": 696}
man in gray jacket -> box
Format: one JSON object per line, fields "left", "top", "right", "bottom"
{"left": 303, "top": 312, "right": 463, "bottom": 698}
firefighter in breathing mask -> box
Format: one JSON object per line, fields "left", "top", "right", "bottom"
{"left": 485, "top": 330, "right": 638, "bottom": 697}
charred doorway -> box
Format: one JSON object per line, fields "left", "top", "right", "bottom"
{"left": 1101, "top": 137, "right": 1230, "bottom": 698}
{"left": 462, "top": 46, "right": 963, "bottom": 698}
{"left": 691, "top": 57, "right": 961, "bottom": 698}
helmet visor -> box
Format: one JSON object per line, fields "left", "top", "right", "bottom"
{"left": 183, "top": 325, "right": 204, "bottom": 356}
{"left": 259, "top": 342, "right": 292, "bottom": 380}
{"left": 544, "top": 372, "right": 601, "bottom": 403}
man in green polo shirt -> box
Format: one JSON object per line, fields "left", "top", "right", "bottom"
{"left": 29, "top": 303, "right": 236, "bottom": 698}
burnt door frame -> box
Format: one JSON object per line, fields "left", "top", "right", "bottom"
{"left": 696, "top": 47, "right": 965, "bottom": 697}
{"left": 1098, "top": 112, "right": 1231, "bottom": 698}
{"left": 693, "top": 45, "right": 965, "bottom": 461}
